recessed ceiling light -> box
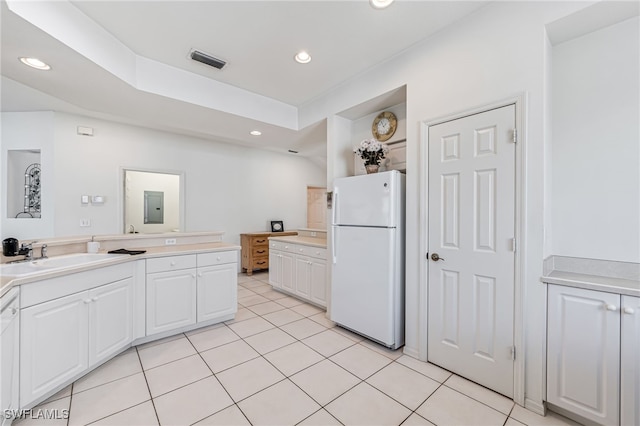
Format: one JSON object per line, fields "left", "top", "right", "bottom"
{"left": 294, "top": 51, "right": 311, "bottom": 64}
{"left": 250, "top": 130, "right": 262, "bottom": 136}
{"left": 370, "top": 0, "right": 395, "bottom": 9}
{"left": 19, "top": 57, "right": 51, "bottom": 70}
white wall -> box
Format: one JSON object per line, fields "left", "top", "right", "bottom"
{"left": 301, "top": 0, "right": 599, "bottom": 411}
{"left": 552, "top": 17, "right": 640, "bottom": 262}
{"left": 1, "top": 112, "right": 325, "bottom": 246}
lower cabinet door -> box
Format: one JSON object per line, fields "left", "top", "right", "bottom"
{"left": 281, "top": 252, "right": 295, "bottom": 293}
{"left": 621, "top": 295, "right": 640, "bottom": 426}
{"left": 310, "top": 258, "right": 327, "bottom": 307}
{"left": 197, "top": 264, "right": 237, "bottom": 323}
{"left": 547, "top": 285, "right": 620, "bottom": 426}
{"left": 269, "top": 250, "right": 282, "bottom": 289}
{"left": 21, "top": 292, "right": 89, "bottom": 407}
{"left": 147, "top": 269, "right": 196, "bottom": 335}
{"left": 1, "top": 294, "right": 20, "bottom": 421}
{"left": 295, "top": 256, "right": 311, "bottom": 299}
{"left": 88, "top": 278, "right": 134, "bottom": 367}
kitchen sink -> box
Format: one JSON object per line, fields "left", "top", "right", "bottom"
{"left": 1, "top": 253, "right": 126, "bottom": 277}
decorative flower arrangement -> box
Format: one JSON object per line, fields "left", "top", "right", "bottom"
{"left": 354, "top": 138, "right": 389, "bottom": 166}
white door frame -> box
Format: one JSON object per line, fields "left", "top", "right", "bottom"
{"left": 417, "top": 93, "right": 527, "bottom": 405}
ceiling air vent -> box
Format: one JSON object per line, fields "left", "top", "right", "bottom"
{"left": 190, "top": 50, "right": 226, "bottom": 70}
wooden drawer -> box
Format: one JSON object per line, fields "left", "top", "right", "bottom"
{"left": 146, "top": 254, "right": 196, "bottom": 274}
{"left": 295, "top": 245, "right": 327, "bottom": 260}
{"left": 251, "top": 236, "right": 269, "bottom": 246}
{"left": 252, "top": 246, "right": 269, "bottom": 257}
{"left": 251, "top": 257, "right": 269, "bottom": 269}
{"left": 197, "top": 251, "right": 238, "bottom": 267}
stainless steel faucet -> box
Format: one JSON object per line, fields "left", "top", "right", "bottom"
{"left": 20, "top": 242, "right": 35, "bottom": 260}
{"left": 40, "top": 244, "right": 48, "bottom": 259}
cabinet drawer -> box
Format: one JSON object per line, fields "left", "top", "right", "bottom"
{"left": 146, "top": 255, "right": 196, "bottom": 273}
{"left": 198, "top": 251, "right": 238, "bottom": 267}
{"left": 297, "top": 246, "right": 326, "bottom": 260}
{"left": 251, "top": 237, "right": 269, "bottom": 246}
{"left": 271, "top": 241, "right": 297, "bottom": 253}
{"left": 252, "top": 246, "right": 269, "bottom": 257}
{"left": 251, "top": 257, "right": 269, "bottom": 269}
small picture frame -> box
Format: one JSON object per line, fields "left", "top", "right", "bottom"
{"left": 271, "top": 220, "right": 284, "bottom": 232}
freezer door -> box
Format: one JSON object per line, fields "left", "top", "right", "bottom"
{"left": 331, "top": 226, "right": 398, "bottom": 347}
{"left": 333, "top": 171, "right": 400, "bottom": 227}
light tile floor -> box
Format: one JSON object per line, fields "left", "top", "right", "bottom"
{"left": 17, "top": 272, "right": 582, "bottom": 426}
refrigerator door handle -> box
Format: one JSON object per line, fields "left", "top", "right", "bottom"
{"left": 332, "top": 226, "right": 337, "bottom": 264}
{"left": 332, "top": 189, "right": 338, "bottom": 225}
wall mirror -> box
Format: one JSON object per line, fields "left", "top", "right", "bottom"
{"left": 123, "top": 169, "right": 184, "bottom": 233}
{"left": 6, "top": 149, "right": 41, "bottom": 219}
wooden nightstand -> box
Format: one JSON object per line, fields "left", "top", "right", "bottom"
{"left": 241, "top": 232, "right": 297, "bottom": 275}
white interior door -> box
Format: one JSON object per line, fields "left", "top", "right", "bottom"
{"left": 427, "top": 105, "right": 516, "bottom": 397}
{"left": 307, "top": 187, "right": 327, "bottom": 230}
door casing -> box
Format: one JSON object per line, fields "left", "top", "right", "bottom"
{"left": 418, "top": 94, "right": 527, "bottom": 406}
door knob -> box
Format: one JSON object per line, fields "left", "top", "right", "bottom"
{"left": 431, "top": 253, "right": 444, "bottom": 262}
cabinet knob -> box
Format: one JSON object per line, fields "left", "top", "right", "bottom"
{"left": 285, "top": 245, "right": 289, "bottom": 249}
{"left": 605, "top": 304, "right": 617, "bottom": 312}
{"left": 170, "top": 261, "right": 176, "bottom": 266}
{"left": 623, "top": 307, "right": 635, "bottom": 315}
{"left": 192, "top": 273, "right": 197, "bottom": 278}
{"left": 198, "top": 272, "right": 203, "bottom": 277}
{"left": 217, "top": 256, "right": 221, "bottom": 261}
{"left": 92, "top": 297, "right": 98, "bottom": 302}
{"left": 83, "top": 299, "right": 92, "bottom": 304}
{"left": 10, "top": 307, "right": 17, "bottom": 316}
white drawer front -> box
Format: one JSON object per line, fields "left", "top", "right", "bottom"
{"left": 197, "top": 251, "right": 238, "bottom": 267}
{"left": 295, "top": 245, "right": 326, "bottom": 259}
{"left": 270, "top": 241, "right": 295, "bottom": 252}
{"left": 146, "top": 255, "right": 196, "bottom": 273}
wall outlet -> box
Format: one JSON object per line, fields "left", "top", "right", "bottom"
{"left": 80, "top": 218, "right": 91, "bottom": 227}
{"left": 165, "top": 238, "right": 177, "bottom": 245}
{"left": 311, "top": 232, "right": 317, "bottom": 237}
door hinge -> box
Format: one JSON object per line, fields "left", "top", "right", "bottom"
{"left": 512, "top": 128, "right": 517, "bottom": 143}
{"left": 511, "top": 238, "right": 517, "bottom": 253}
{"left": 510, "top": 346, "right": 516, "bottom": 361}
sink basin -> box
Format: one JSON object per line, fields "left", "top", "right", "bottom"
{"left": 1, "top": 253, "right": 126, "bottom": 277}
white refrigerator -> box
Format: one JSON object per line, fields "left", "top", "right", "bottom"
{"left": 330, "top": 170, "right": 405, "bottom": 349}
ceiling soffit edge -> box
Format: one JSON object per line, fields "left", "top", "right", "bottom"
{"left": 6, "top": 0, "right": 299, "bottom": 130}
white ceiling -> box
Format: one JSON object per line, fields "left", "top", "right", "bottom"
{"left": 1, "top": 0, "right": 488, "bottom": 157}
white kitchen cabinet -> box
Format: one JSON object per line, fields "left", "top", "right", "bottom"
{"left": 269, "top": 246, "right": 283, "bottom": 289}
{"left": 269, "top": 241, "right": 295, "bottom": 293}
{"left": 269, "top": 241, "right": 327, "bottom": 308}
{"left": 295, "top": 256, "right": 312, "bottom": 300}
{"left": 547, "top": 285, "right": 639, "bottom": 426}
{"left": 1, "top": 289, "right": 20, "bottom": 426}
{"left": 20, "top": 276, "right": 134, "bottom": 409}
{"left": 309, "top": 258, "right": 327, "bottom": 307}
{"left": 621, "top": 295, "right": 640, "bottom": 426}
{"left": 281, "top": 251, "right": 295, "bottom": 293}
{"left": 20, "top": 291, "right": 89, "bottom": 408}
{"left": 197, "top": 264, "right": 236, "bottom": 322}
{"left": 88, "top": 278, "right": 134, "bottom": 366}
{"left": 147, "top": 252, "right": 238, "bottom": 334}
{"left": 146, "top": 268, "right": 197, "bottom": 335}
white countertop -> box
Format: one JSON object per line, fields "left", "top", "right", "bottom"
{"left": 268, "top": 235, "right": 327, "bottom": 248}
{"left": 542, "top": 270, "right": 640, "bottom": 297}
{"left": 0, "top": 242, "right": 240, "bottom": 298}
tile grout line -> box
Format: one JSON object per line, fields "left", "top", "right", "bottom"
{"left": 136, "top": 343, "right": 162, "bottom": 426}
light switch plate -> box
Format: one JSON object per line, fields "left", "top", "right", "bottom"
{"left": 81, "top": 195, "right": 89, "bottom": 205}
{"left": 80, "top": 218, "right": 91, "bottom": 227}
